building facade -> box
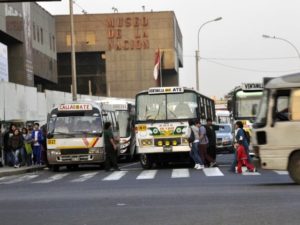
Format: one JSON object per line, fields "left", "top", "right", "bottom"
{"left": 0, "top": 2, "right": 57, "bottom": 90}
{"left": 55, "top": 11, "right": 183, "bottom": 98}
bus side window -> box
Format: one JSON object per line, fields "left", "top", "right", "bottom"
{"left": 291, "top": 89, "right": 300, "bottom": 121}
{"left": 274, "top": 90, "right": 290, "bottom": 122}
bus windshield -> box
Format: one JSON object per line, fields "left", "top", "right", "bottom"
{"left": 136, "top": 92, "right": 197, "bottom": 121}
{"left": 48, "top": 116, "right": 102, "bottom": 134}
{"left": 115, "top": 110, "right": 131, "bottom": 138}
{"left": 235, "top": 90, "right": 263, "bottom": 119}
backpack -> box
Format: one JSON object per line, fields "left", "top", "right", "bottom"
{"left": 188, "top": 128, "right": 195, "bottom": 143}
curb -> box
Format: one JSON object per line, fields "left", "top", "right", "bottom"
{"left": 0, "top": 166, "right": 46, "bottom": 178}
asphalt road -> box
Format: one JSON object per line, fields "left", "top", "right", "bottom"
{"left": 0, "top": 154, "right": 299, "bottom": 225}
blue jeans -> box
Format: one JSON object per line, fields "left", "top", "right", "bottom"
{"left": 12, "top": 149, "right": 20, "bottom": 166}
{"left": 189, "top": 142, "right": 203, "bottom": 165}
{"left": 33, "top": 145, "right": 41, "bottom": 165}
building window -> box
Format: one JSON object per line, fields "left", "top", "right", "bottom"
{"left": 33, "top": 23, "right": 36, "bottom": 41}
{"left": 37, "top": 26, "right": 40, "bottom": 43}
{"left": 40, "top": 28, "right": 43, "bottom": 44}
{"left": 52, "top": 35, "right": 55, "bottom": 51}
{"left": 86, "top": 32, "right": 96, "bottom": 45}
{"left": 49, "top": 33, "right": 52, "bottom": 50}
{"left": 66, "top": 33, "right": 71, "bottom": 46}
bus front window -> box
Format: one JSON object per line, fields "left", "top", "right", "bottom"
{"left": 167, "top": 93, "right": 197, "bottom": 119}
{"left": 235, "top": 91, "right": 263, "bottom": 119}
{"left": 116, "top": 111, "right": 130, "bottom": 138}
{"left": 137, "top": 95, "right": 165, "bottom": 121}
{"left": 254, "top": 90, "right": 269, "bottom": 127}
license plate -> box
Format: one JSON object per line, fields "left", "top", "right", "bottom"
{"left": 163, "top": 146, "right": 172, "bottom": 152}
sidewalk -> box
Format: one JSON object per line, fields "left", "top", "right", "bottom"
{"left": 0, "top": 165, "right": 46, "bottom": 178}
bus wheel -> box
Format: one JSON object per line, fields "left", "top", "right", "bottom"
{"left": 288, "top": 151, "right": 300, "bottom": 184}
{"left": 51, "top": 165, "right": 59, "bottom": 172}
{"left": 140, "top": 154, "right": 153, "bottom": 169}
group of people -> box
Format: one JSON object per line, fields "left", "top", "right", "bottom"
{"left": 2, "top": 123, "right": 45, "bottom": 168}
{"left": 188, "top": 119, "right": 256, "bottom": 173}
{"left": 187, "top": 118, "right": 217, "bottom": 170}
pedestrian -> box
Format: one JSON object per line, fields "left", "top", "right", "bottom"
{"left": 31, "top": 122, "right": 43, "bottom": 165}
{"left": 187, "top": 119, "right": 204, "bottom": 170}
{"left": 8, "top": 129, "right": 23, "bottom": 168}
{"left": 3, "top": 124, "right": 17, "bottom": 166}
{"left": 229, "top": 121, "right": 251, "bottom": 172}
{"left": 103, "top": 121, "right": 120, "bottom": 172}
{"left": 236, "top": 139, "right": 256, "bottom": 173}
{"left": 198, "top": 121, "right": 217, "bottom": 167}
{"left": 40, "top": 124, "right": 48, "bottom": 165}
{"left": 205, "top": 118, "right": 217, "bottom": 161}
{"left": 22, "top": 127, "right": 33, "bottom": 166}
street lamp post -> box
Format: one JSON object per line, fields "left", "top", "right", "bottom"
{"left": 195, "top": 17, "right": 222, "bottom": 92}
{"left": 70, "top": 0, "right": 77, "bottom": 101}
{"left": 262, "top": 34, "right": 300, "bottom": 60}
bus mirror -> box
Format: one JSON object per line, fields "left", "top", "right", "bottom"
{"left": 47, "top": 133, "right": 54, "bottom": 139}
{"left": 227, "top": 100, "right": 232, "bottom": 111}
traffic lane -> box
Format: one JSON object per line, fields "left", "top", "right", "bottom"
{"left": 0, "top": 180, "right": 299, "bottom": 225}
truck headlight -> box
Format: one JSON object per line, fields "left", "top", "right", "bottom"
{"left": 89, "top": 148, "right": 101, "bottom": 154}
{"left": 50, "top": 150, "right": 61, "bottom": 155}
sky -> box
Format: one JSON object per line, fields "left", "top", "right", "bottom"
{"left": 38, "top": 0, "right": 300, "bottom": 98}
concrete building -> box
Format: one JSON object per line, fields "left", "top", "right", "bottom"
{"left": 55, "top": 11, "right": 183, "bottom": 98}
{"left": 0, "top": 2, "right": 57, "bottom": 90}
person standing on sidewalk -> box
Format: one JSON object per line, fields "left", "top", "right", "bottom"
{"left": 103, "top": 122, "right": 120, "bottom": 172}
{"left": 22, "top": 127, "right": 33, "bottom": 166}
{"left": 31, "top": 123, "right": 43, "bottom": 165}
{"left": 8, "top": 129, "right": 23, "bottom": 168}
{"left": 3, "top": 124, "right": 17, "bottom": 166}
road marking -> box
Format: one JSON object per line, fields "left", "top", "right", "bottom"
{"left": 120, "top": 162, "right": 140, "bottom": 169}
{"left": 136, "top": 170, "right": 158, "bottom": 180}
{"left": 33, "top": 173, "right": 69, "bottom": 183}
{"left": 242, "top": 171, "right": 261, "bottom": 175}
{"left": 274, "top": 170, "right": 289, "bottom": 175}
{"left": 171, "top": 169, "right": 190, "bottom": 178}
{"left": 102, "top": 171, "right": 127, "bottom": 181}
{"left": 1, "top": 174, "right": 39, "bottom": 184}
{"left": 71, "top": 172, "right": 98, "bottom": 182}
{"left": 203, "top": 167, "right": 224, "bottom": 176}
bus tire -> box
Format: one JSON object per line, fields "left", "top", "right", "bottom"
{"left": 288, "top": 151, "right": 300, "bottom": 184}
{"left": 140, "top": 154, "right": 153, "bottom": 169}
{"left": 51, "top": 165, "right": 59, "bottom": 172}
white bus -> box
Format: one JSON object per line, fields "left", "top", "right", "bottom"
{"left": 135, "top": 87, "right": 215, "bottom": 169}
{"left": 99, "top": 99, "right": 136, "bottom": 161}
{"left": 252, "top": 73, "right": 300, "bottom": 184}
{"left": 46, "top": 102, "right": 118, "bottom": 171}
{"left": 227, "top": 83, "right": 263, "bottom": 144}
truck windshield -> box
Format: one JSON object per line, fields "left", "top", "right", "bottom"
{"left": 136, "top": 92, "right": 197, "bottom": 121}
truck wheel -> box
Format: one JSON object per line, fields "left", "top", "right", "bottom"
{"left": 140, "top": 154, "right": 153, "bottom": 169}
{"left": 288, "top": 151, "right": 300, "bottom": 184}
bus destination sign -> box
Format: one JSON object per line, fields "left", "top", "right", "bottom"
{"left": 241, "top": 83, "right": 263, "bottom": 91}
{"left": 58, "top": 104, "right": 93, "bottom": 111}
{"left": 148, "top": 87, "right": 184, "bottom": 95}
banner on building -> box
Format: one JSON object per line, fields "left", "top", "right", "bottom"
{"left": 0, "top": 43, "right": 8, "bottom": 82}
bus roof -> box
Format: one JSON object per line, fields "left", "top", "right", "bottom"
{"left": 265, "top": 72, "right": 300, "bottom": 89}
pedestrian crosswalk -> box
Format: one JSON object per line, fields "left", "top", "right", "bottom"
{"left": 0, "top": 167, "right": 289, "bottom": 185}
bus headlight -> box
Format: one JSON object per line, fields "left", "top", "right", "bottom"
{"left": 157, "top": 141, "right": 163, "bottom": 146}
{"left": 141, "top": 139, "right": 153, "bottom": 146}
{"left": 89, "top": 148, "right": 101, "bottom": 154}
{"left": 172, "top": 140, "right": 177, "bottom": 146}
{"left": 165, "top": 140, "right": 170, "bottom": 146}
{"left": 50, "top": 150, "right": 61, "bottom": 155}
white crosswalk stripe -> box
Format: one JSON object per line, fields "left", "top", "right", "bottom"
{"left": 1, "top": 174, "right": 39, "bottom": 184}
{"left": 203, "top": 167, "right": 224, "bottom": 176}
{"left": 274, "top": 170, "right": 289, "bottom": 175}
{"left": 171, "top": 169, "right": 190, "bottom": 178}
{"left": 71, "top": 172, "right": 98, "bottom": 182}
{"left": 136, "top": 170, "right": 158, "bottom": 180}
{"left": 33, "top": 173, "right": 69, "bottom": 183}
{"left": 102, "top": 171, "right": 127, "bottom": 181}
